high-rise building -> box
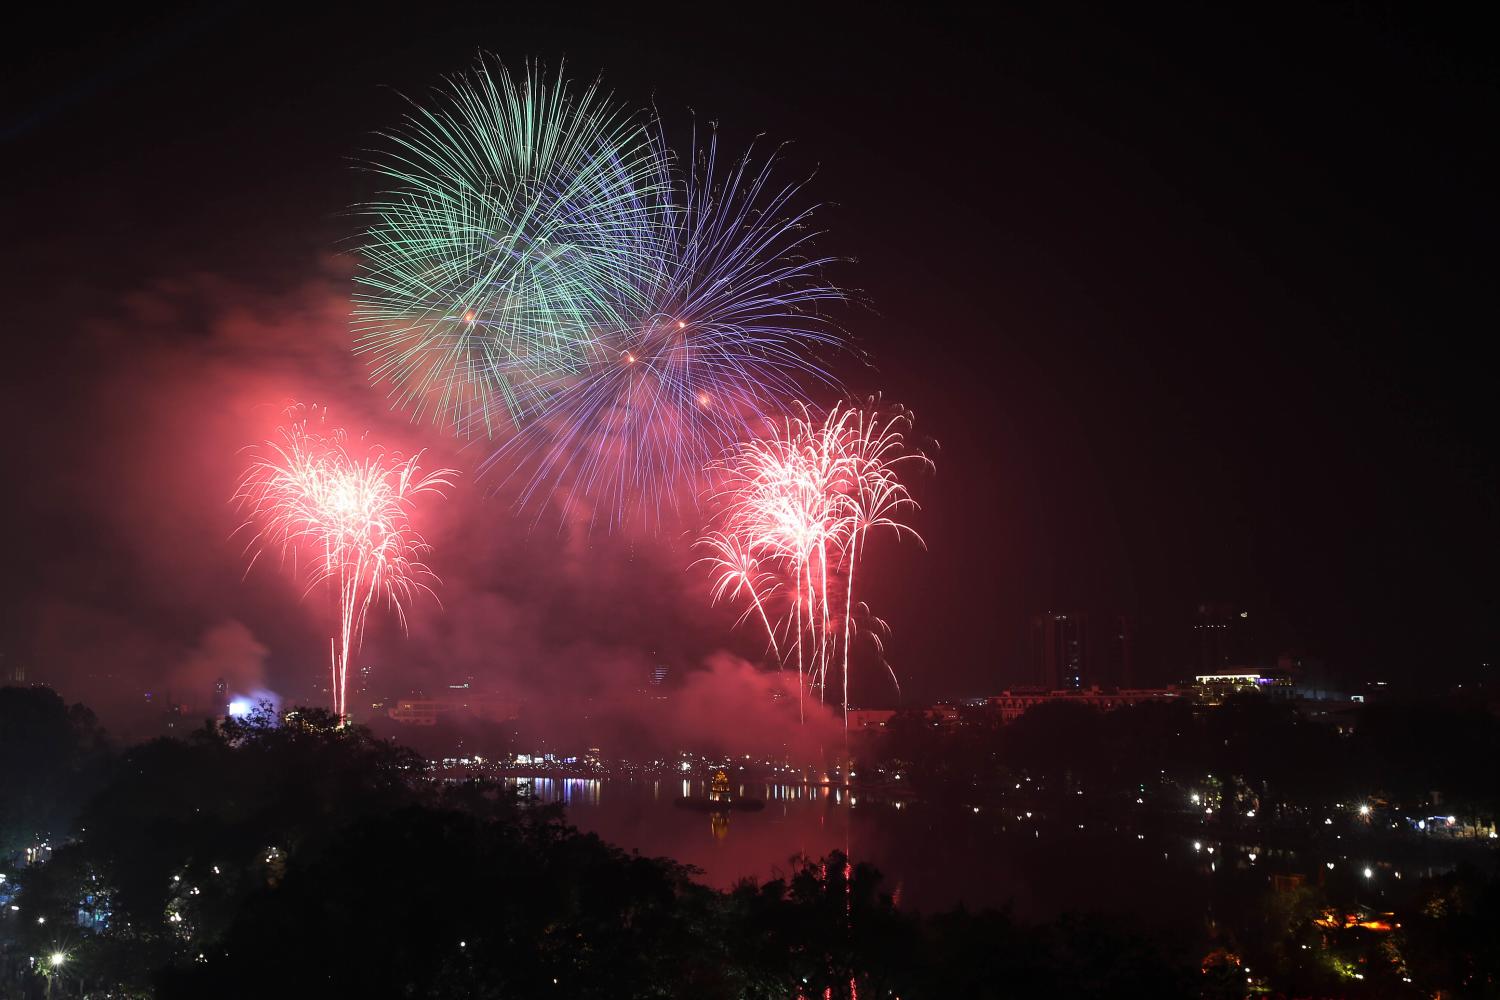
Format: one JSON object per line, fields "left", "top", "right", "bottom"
{"left": 650, "top": 665, "right": 669, "bottom": 687}
{"left": 1193, "top": 603, "right": 1252, "bottom": 673}
{"left": 1030, "top": 613, "right": 1086, "bottom": 690}
{"left": 1106, "top": 615, "right": 1136, "bottom": 689}
{"left": 213, "top": 677, "right": 228, "bottom": 717}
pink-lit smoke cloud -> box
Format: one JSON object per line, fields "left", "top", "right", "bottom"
{"left": 1, "top": 260, "right": 844, "bottom": 755}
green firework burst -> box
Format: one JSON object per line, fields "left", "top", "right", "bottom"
{"left": 353, "top": 59, "right": 670, "bottom": 437}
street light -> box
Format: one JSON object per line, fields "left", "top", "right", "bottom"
{"left": 43, "top": 952, "right": 67, "bottom": 1000}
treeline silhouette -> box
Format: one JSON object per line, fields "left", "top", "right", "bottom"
{"left": 1, "top": 687, "right": 1191, "bottom": 998}
{"left": 3, "top": 685, "right": 1500, "bottom": 997}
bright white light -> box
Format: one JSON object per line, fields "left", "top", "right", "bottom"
{"left": 1324, "top": 818, "right": 1333, "bottom": 825}
{"left": 1247, "top": 853, "right": 1257, "bottom": 861}
{"left": 1363, "top": 867, "right": 1373, "bottom": 878}
{"left": 1246, "top": 809, "right": 1255, "bottom": 817}
{"left": 228, "top": 699, "right": 252, "bottom": 718}
{"left": 50, "top": 952, "right": 65, "bottom": 967}
{"left": 1359, "top": 804, "right": 1371, "bottom": 816}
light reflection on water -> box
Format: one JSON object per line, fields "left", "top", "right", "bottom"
{"left": 492, "top": 778, "right": 1462, "bottom": 920}
{"left": 506, "top": 776, "right": 603, "bottom": 807}
{"left": 495, "top": 778, "right": 1184, "bottom": 918}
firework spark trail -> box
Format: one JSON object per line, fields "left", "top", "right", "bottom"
{"left": 697, "top": 402, "right": 930, "bottom": 727}
{"left": 481, "top": 128, "right": 848, "bottom": 529}
{"left": 234, "top": 407, "right": 456, "bottom": 721}
{"left": 353, "top": 59, "right": 671, "bottom": 437}
{"left": 694, "top": 530, "right": 784, "bottom": 662}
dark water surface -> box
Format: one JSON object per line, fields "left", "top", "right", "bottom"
{"left": 513, "top": 777, "right": 1219, "bottom": 924}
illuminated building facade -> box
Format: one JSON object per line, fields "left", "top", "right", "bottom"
{"left": 847, "top": 709, "right": 898, "bottom": 730}
{"left": 986, "top": 686, "right": 1181, "bottom": 723}
{"left": 1193, "top": 670, "right": 1293, "bottom": 705}
{"left": 387, "top": 697, "right": 520, "bottom": 726}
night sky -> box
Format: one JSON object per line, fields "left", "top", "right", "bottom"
{"left": 2, "top": 3, "right": 1494, "bottom": 729}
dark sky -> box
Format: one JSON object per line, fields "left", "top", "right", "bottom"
{"left": 1, "top": 3, "right": 1495, "bottom": 728}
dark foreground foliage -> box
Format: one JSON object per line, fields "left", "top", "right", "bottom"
{"left": 5, "top": 689, "right": 1499, "bottom": 997}
{"left": 154, "top": 811, "right": 1193, "bottom": 999}
{"left": 1, "top": 697, "right": 1193, "bottom": 998}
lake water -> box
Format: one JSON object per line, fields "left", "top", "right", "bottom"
{"left": 511, "top": 776, "right": 1222, "bottom": 923}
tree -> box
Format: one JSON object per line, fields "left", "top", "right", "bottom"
{"left": 0, "top": 686, "right": 110, "bottom": 860}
